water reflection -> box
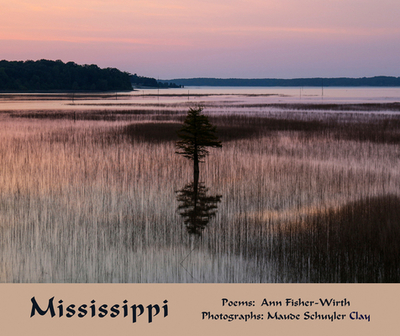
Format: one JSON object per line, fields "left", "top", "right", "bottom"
{"left": 176, "top": 178, "right": 222, "bottom": 236}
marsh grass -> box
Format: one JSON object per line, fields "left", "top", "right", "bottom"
{"left": 0, "top": 103, "right": 399, "bottom": 282}
{"left": 0, "top": 93, "right": 130, "bottom": 100}
{"left": 268, "top": 102, "right": 400, "bottom": 112}
{"left": 118, "top": 113, "right": 400, "bottom": 144}
{"left": 274, "top": 195, "right": 400, "bottom": 282}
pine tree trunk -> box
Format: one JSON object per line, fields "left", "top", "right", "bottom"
{"left": 193, "top": 146, "right": 199, "bottom": 185}
{"left": 193, "top": 158, "right": 199, "bottom": 185}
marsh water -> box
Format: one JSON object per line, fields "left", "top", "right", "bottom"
{"left": 0, "top": 87, "right": 399, "bottom": 283}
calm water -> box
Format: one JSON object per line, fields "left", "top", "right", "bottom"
{"left": 0, "top": 88, "right": 399, "bottom": 283}
{"left": 2, "top": 87, "right": 400, "bottom": 111}
{"left": 165, "top": 86, "right": 400, "bottom": 102}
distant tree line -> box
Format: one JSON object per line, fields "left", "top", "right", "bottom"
{"left": 160, "top": 76, "right": 400, "bottom": 87}
{"left": 130, "top": 74, "right": 183, "bottom": 88}
{"left": 130, "top": 74, "right": 159, "bottom": 87}
{"left": 0, "top": 59, "right": 133, "bottom": 91}
{"left": 158, "top": 81, "right": 183, "bottom": 88}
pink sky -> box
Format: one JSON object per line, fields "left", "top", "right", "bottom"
{"left": 1, "top": 0, "right": 399, "bottom": 79}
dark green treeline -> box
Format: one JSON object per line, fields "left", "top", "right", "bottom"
{"left": 160, "top": 76, "right": 400, "bottom": 87}
{"left": 0, "top": 59, "right": 133, "bottom": 92}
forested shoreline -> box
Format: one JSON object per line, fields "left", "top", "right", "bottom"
{"left": 160, "top": 76, "right": 400, "bottom": 87}
{"left": 130, "top": 74, "right": 182, "bottom": 88}
{"left": 0, "top": 60, "right": 133, "bottom": 92}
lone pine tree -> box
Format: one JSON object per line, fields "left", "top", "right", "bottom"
{"left": 176, "top": 106, "right": 222, "bottom": 182}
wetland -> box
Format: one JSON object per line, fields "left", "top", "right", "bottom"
{"left": 0, "top": 88, "right": 399, "bottom": 282}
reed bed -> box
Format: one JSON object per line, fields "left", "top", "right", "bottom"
{"left": 274, "top": 195, "right": 400, "bottom": 282}
{"left": 0, "top": 106, "right": 399, "bottom": 282}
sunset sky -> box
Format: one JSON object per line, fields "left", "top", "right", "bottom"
{"left": 0, "top": 0, "right": 399, "bottom": 79}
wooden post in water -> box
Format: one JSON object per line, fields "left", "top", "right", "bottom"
{"left": 157, "top": 77, "right": 160, "bottom": 101}
{"left": 322, "top": 79, "right": 324, "bottom": 100}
